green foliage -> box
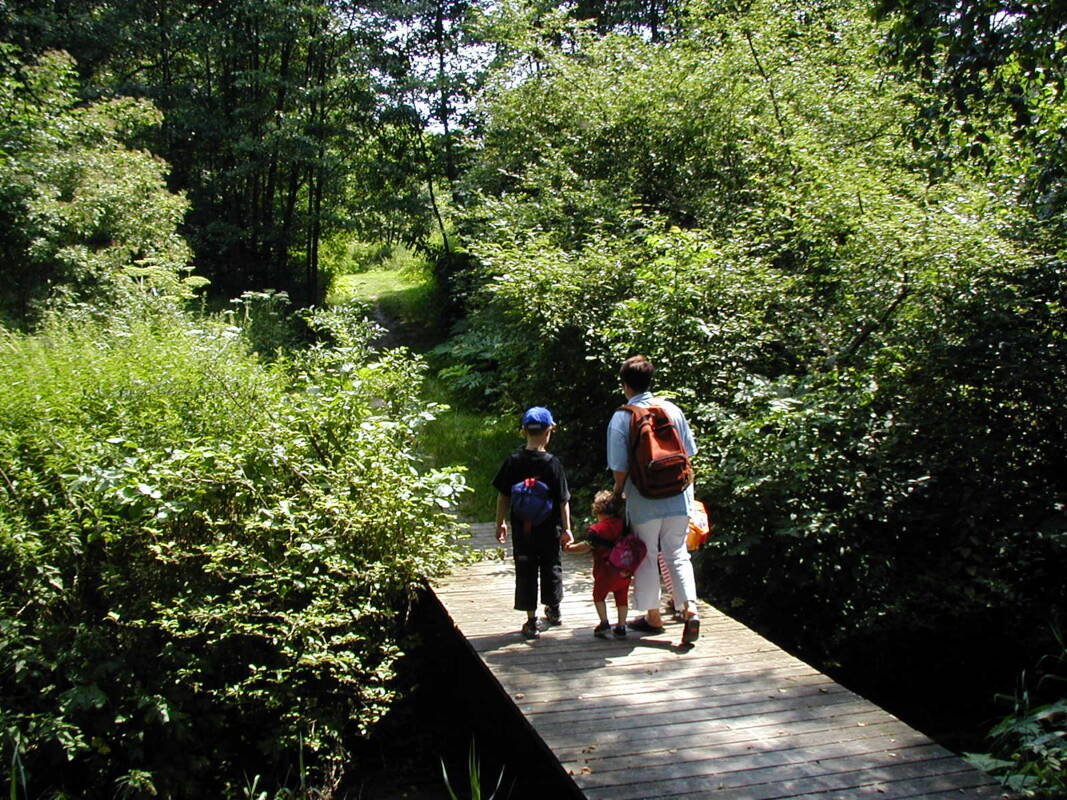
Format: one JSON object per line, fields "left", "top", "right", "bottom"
{"left": 417, "top": 378, "right": 519, "bottom": 520}
{"left": 320, "top": 237, "right": 425, "bottom": 279}
{"left": 224, "top": 290, "right": 306, "bottom": 359}
{"left": 327, "top": 263, "right": 443, "bottom": 353}
{"left": 0, "top": 0, "right": 488, "bottom": 304}
{"left": 0, "top": 45, "right": 197, "bottom": 326}
{"left": 320, "top": 235, "right": 390, "bottom": 277}
{"left": 464, "top": 0, "right": 912, "bottom": 245}
{"left": 0, "top": 293, "right": 466, "bottom": 797}
{"left": 966, "top": 637, "right": 1067, "bottom": 798}
{"left": 441, "top": 741, "right": 506, "bottom": 800}
{"left": 446, "top": 0, "right": 1067, "bottom": 686}
{"left": 874, "top": 0, "right": 1067, "bottom": 245}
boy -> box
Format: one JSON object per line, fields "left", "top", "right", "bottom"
{"left": 565, "top": 490, "right": 630, "bottom": 639}
{"left": 492, "top": 406, "right": 573, "bottom": 639}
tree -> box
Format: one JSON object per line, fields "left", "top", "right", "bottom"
{"left": 441, "top": 0, "right": 1067, "bottom": 731}
{"left": 0, "top": 45, "right": 195, "bottom": 326}
{"left": 569, "top": 0, "right": 682, "bottom": 40}
{"left": 875, "top": 0, "right": 1067, "bottom": 229}
{"left": 1, "top": 1, "right": 414, "bottom": 304}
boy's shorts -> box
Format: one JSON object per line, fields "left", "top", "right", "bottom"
{"left": 592, "top": 557, "right": 631, "bottom": 607}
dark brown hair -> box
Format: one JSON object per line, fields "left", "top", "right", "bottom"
{"left": 619, "top": 355, "right": 654, "bottom": 393}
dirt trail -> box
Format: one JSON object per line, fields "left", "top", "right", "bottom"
{"left": 370, "top": 303, "right": 442, "bottom": 352}
{"left": 370, "top": 304, "right": 406, "bottom": 349}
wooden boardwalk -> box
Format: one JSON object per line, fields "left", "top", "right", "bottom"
{"left": 431, "top": 523, "right": 1005, "bottom": 800}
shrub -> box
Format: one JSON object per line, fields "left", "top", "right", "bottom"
{"left": 966, "top": 635, "right": 1067, "bottom": 798}
{"left": 0, "top": 293, "right": 466, "bottom": 797}
{"left": 445, "top": 0, "right": 1067, "bottom": 692}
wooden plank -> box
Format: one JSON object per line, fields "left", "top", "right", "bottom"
{"left": 554, "top": 716, "right": 911, "bottom": 763}
{"left": 562, "top": 723, "right": 936, "bottom": 780}
{"left": 541, "top": 700, "right": 889, "bottom": 754}
{"left": 580, "top": 750, "right": 980, "bottom": 799}
{"left": 434, "top": 524, "right": 1000, "bottom": 799}
{"left": 685, "top": 758, "right": 1007, "bottom": 800}
{"left": 775, "top": 769, "right": 1007, "bottom": 800}
{"left": 522, "top": 674, "right": 839, "bottom": 720}
{"left": 529, "top": 688, "right": 864, "bottom": 738}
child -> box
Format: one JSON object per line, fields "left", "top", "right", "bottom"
{"left": 492, "top": 406, "right": 573, "bottom": 640}
{"left": 565, "top": 490, "right": 629, "bottom": 639}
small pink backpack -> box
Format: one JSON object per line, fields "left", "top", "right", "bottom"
{"left": 607, "top": 534, "right": 647, "bottom": 577}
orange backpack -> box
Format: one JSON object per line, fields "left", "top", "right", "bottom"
{"left": 620, "top": 403, "right": 693, "bottom": 499}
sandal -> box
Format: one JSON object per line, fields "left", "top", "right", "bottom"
{"left": 627, "top": 616, "right": 665, "bottom": 634}
{"left": 682, "top": 615, "right": 701, "bottom": 644}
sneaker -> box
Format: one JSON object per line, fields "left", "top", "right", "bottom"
{"left": 613, "top": 624, "right": 627, "bottom": 639}
{"left": 593, "top": 621, "right": 611, "bottom": 639}
{"left": 544, "top": 605, "right": 562, "bottom": 626}
{"left": 521, "top": 619, "right": 540, "bottom": 640}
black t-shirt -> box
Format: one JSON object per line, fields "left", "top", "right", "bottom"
{"left": 492, "top": 448, "right": 570, "bottom": 533}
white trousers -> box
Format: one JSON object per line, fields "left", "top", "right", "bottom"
{"left": 630, "top": 514, "right": 697, "bottom": 613}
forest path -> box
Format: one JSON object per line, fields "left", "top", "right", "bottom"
{"left": 370, "top": 303, "right": 408, "bottom": 349}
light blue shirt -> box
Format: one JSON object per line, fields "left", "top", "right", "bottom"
{"left": 607, "top": 391, "right": 696, "bottom": 525}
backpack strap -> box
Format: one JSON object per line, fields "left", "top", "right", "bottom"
{"left": 619, "top": 402, "right": 661, "bottom": 426}
{"left": 619, "top": 402, "right": 654, "bottom": 457}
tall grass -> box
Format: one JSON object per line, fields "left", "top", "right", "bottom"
{"left": 7, "top": 735, "right": 25, "bottom": 800}
{"left": 441, "top": 742, "right": 507, "bottom": 800}
{"left": 418, "top": 377, "right": 519, "bottom": 521}
{"left": 325, "top": 240, "right": 436, "bottom": 326}
{"left": 327, "top": 269, "right": 427, "bottom": 306}
{"left": 328, "top": 266, "right": 442, "bottom": 352}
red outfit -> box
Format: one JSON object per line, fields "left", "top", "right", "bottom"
{"left": 587, "top": 517, "right": 631, "bottom": 606}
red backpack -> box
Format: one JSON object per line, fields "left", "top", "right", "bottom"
{"left": 620, "top": 403, "right": 693, "bottom": 499}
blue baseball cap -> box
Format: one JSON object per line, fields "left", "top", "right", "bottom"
{"left": 522, "top": 406, "right": 555, "bottom": 432}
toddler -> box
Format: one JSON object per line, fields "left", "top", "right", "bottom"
{"left": 565, "top": 490, "right": 629, "bottom": 639}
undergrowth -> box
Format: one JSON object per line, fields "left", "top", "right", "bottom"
{"left": 966, "top": 632, "right": 1067, "bottom": 798}
{"left": 417, "top": 377, "right": 519, "bottom": 521}
{"left": 330, "top": 266, "right": 516, "bottom": 522}
{"left": 0, "top": 291, "right": 467, "bottom": 797}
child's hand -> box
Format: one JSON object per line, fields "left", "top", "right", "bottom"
{"left": 561, "top": 530, "right": 575, "bottom": 548}
{"left": 565, "top": 541, "right": 591, "bottom": 554}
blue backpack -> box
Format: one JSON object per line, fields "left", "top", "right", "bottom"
{"left": 510, "top": 477, "right": 554, "bottom": 533}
